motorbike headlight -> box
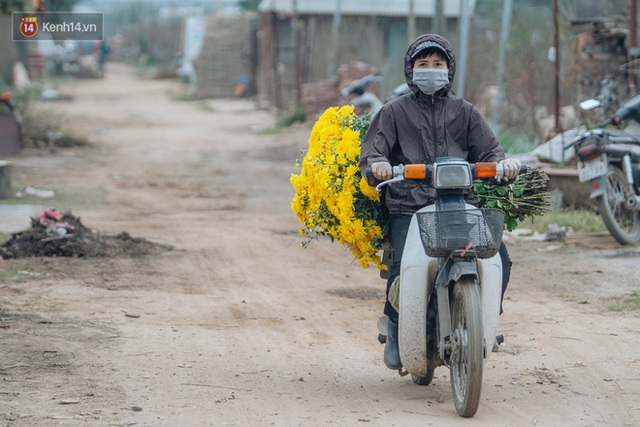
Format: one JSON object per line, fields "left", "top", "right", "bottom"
{"left": 432, "top": 162, "right": 472, "bottom": 189}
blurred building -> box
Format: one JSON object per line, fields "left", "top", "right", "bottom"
{"left": 255, "top": 0, "right": 476, "bottom": 115}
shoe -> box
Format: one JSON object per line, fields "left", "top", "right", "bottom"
{"left": 492, "top": 334, "right": 504, "bottom": 352}
{"left": 384, "top": 317, "right": 402, "bottom": 369}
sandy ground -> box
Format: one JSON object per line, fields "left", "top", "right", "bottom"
{"left": 1, "top": 63, "right": 639, "bottom": 427}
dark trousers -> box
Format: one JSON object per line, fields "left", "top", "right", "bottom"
{"left": 384, "top": 214, "right": 512, "bottom": 321}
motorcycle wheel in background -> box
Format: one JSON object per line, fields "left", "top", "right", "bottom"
{"left": 598, "top": 165, "right": 640, "bottom": 244}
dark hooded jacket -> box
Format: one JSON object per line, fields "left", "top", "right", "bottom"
{"left": 359, "top": 34, "right": 506, "bottom": 215}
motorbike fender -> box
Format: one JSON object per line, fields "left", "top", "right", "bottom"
{"left": 441, "top": 261, "right": 478, "bottom": 285}
{"left": 438, "top": 258, "right": 501, "bottom": 361}
{"left": 435, "top": 261, "right": 476, "bottom": 361}
{"left": 477, "top": 253, "right": 502, "bottom": 361}
{"left": 398, "top": 209, "right": 438, "bottom": 377}
{"left": 589, "top": 175, "right": 607, "bottom": 199}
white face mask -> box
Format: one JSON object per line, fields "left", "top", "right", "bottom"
{"left": 412, "top": 68, "right": 449, "bottom": 95}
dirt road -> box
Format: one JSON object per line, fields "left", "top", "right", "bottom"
{"left": 1, "top": 63, "right": 639, "bottom": 426}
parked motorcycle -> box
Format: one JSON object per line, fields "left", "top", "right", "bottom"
{"left": 371, "top": 157, "right": 526, "bottom": 417}
{"left": 566, "top": 93, "right": 640, "bottom": 244}
{"left": 338, "top": 74, "right": 384, "bottom": 117}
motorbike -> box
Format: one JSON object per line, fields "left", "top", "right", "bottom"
{"left": 371, "top": 157, "right": 525, "bottom": 417}
{"left": 338, "top": 74, "right": 384, "bottom": 117}
{"left": 565, "top": 93, "right": 640, "bottom": 244}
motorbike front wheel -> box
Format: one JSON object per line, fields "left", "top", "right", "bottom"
{"left": 598, "top": 165, "right": 640, "bottom": 245}
{"left": 449, "top": 278, "right": 484, "bottom": 417}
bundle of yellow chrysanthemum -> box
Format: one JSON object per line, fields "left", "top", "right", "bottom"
{"left": 290, "top": 106, "right": 387, "bottom": 269}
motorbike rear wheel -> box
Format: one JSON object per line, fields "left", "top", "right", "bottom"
{"left": 598, "top": 165, "right": 640, "bottom": 245}
{"left": 449, "top": 278, "right": 484, "bottom": 417}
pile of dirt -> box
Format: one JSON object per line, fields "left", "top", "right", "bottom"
{"left": 0, "top": 211, "right": 173, "bottom": 259}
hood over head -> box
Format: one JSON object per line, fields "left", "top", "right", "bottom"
{"left": 404, "top": 34, "right": 456, "bottom": 96}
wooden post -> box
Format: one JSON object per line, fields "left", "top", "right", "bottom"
{"left": 629, "top": 0, "right": 637, "bottom": 93}
{"left": 0, "top": 161, "right": 12, "bottom": 199}
{"left": 553, "top": 0, "right": 561, "bottom": 134}
{"left": 408, "top": 0, "right": 415, "bottom": 44}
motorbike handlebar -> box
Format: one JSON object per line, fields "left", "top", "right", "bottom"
{"left": 596, "top": 118, "right": 613, "bottom": 128}
{"left": 339, "top": 74, "right": 382, "bottom": 98}
{"left": 365, "top": 162, "right": 527, "bottom": 190}
{"left": 364, "top": 165, "right": 403, "bottom": 181}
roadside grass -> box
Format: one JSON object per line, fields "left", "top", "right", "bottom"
{"left": 1, "top": 84, "right": 91, "bottom": 148}
{"left": 600, "top": 291, "right": 640, "bottom": 312}
{"left": 168, "top": 80, "right": 193, "bottom": 101}
{"left": 0, "top": 267, "right": 41, "bottom": 284}
{"left": 277, "top": 106, "right": 306, "bottom": 127}
{"left": 498, "top": 127, "right": 537, "bottom": 154}
{"left": 524, "top": 208, "right": 607, "bottom": 234}
{"left": 195, "top": 100, "right": 215, "bottom": 112}
{"left": 0, "top": 268, "right": 43, "bottom": 312}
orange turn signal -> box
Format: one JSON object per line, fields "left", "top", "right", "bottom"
{"left": 404, "top": 164, "right": 427, "bottom": 179}
{"left": 474, "top": 162, "right": 496, "bottom": 179}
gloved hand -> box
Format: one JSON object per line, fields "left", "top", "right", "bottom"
{"left": 371, "top": 161, "right": 392, "bottom": 180}
{"left": 500, "top": 158, "right": 521, "bottom": 181}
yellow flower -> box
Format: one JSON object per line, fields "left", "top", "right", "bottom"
{"left": 290, "top": 106, "right": 388, "bottom": 269}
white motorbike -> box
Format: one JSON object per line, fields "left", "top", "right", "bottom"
{"left": 338, "top": 74, "right": 384, "bottom": 117}
{"left": 373, "top": 157, "right": 525, "bottom": 417}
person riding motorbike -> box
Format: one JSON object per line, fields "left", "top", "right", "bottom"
{"left": 359, "top": 34, "right": 521, "bottom": 370}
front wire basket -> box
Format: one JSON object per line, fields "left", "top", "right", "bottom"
{"left": 416, "top": 208, "right": 504, "bottom": 258}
